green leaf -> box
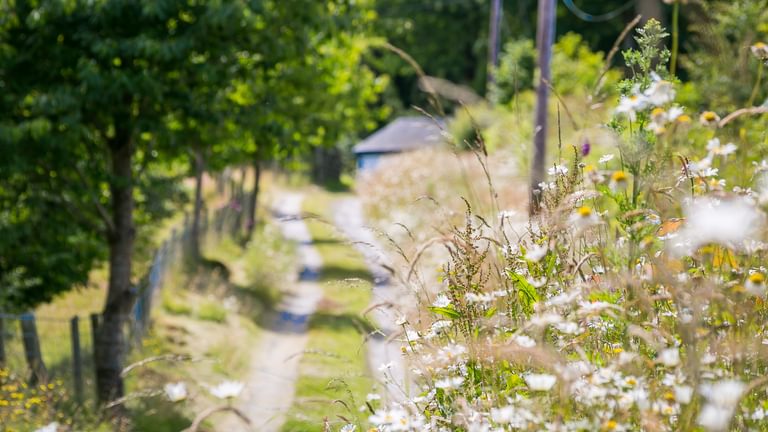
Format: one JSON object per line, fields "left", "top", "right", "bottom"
{"left": 428, "top": 306, "right": 461, "bottom": 320}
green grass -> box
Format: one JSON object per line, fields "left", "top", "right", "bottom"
{"left": 282, "top": 187, "right": 374, "bottom": 431}
{"left": 162, "top": 289, "right": 193, "bottom": 316}
{"left": 197, "top": 300, "right": 227, "bottom": 323}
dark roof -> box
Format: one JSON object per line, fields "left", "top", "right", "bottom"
{"left": 353, "top": 117, "right": 445, "bottom": 154}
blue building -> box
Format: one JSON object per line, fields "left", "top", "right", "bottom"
{"left": 353, "top": 117, "right": 445, "bottom": 172}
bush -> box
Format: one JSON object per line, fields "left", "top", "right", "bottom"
{"left": 491, "top": 32, "right": 620, "bottom": 105}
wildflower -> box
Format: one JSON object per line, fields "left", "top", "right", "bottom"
{"left": 525, "top": 244, "right": 548, "bottom": 262}
{"left": 208, "top": 380, "right": 244, "bottom": 399}
{"left": 555, "top": 321, "right": 581, "bottom": 334}
{"left": 745, "top": 272, "right": 766, "bottom": 297}
{"left": 609, "top": 170, "right": 629, "bottom": 191}
{"left": 706, "top": 138, "right": 737, "bottom": 158}
{"left": 34, "top": 423, "right": 58, "bottom": 432}
{"left": 539, "top": 181, "right": 556, "bottom": 192}
{"left": 599, "top": 154, "right": 614, "bottom": 164}
{"left": 644, "top": 75, "right": 676, "bottom": 106}
{"left": 490, "top": 406, "right": 516, "bottom": 424}
{"left": 366, "top": 393, "right": 381, "bottom": 402}
{"left": 524, "top": 373, "right": 557, "bottom": 391}
{"left": 671, "top": 196, "right": 764, "bottom": 256}
{"left": 340, "top": 424, "right": 357, "bottom": 432}
{"left": 616, "top": 93, "right": 647, "bottom": 121}
{"left": 581, "top": 138, "right": 591, "bottom": 157}
{"left": 465, "top": 292, "right": 494, "bottom": 303}
{"left": 432, "top": 293, "right": 451, "bottom": 308}
{"left": 699, "top": 111, "right": 720, "bottom": 126}
{"left": 686, "top": 157, "right": 717, "bottom": 178}
{"left": 548, "top": 164, "right": 569, "bottom": 176}
{"left": 513, "top": 334, "right": 536, "bottom": 348}
{"left": 434, "top": 376, "right": 464, "bottom": 390}
{"left": 164, "top": 382, "right": 188, "bottom": 402}
{"left": 378, "top": 362, "right": 394, "bottom": 372}
{"left": 755, "top": 160, "right": 768, "bottom": 173}
{"left": 569, "top": 206, "right": 600, "bottom": 230}
{"left": 698, "top": 380, "right": 745, "bottom": 431}
{"left": 675, "top": 385, "right": 693, "bottom": 404}
{"left": 650, "top": 107, "right": 666, "bottom": 123}
{"left": 657, "top": 348, "right": 680, "bottom": 367}
{"left": 751, "top": 42, "right": 768, "bottom": 60}
{"left": 667, "top": 105, "right": 685, "bottom": 121}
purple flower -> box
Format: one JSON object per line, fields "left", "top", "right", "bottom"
{"left": 580, "top": 138, "right": 591, "bottom": 157}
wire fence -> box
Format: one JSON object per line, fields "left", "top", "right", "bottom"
{"left": 0, "top": 172, "right": 253, "bottom": 407}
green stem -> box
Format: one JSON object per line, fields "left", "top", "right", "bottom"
{"left": 748, "top": 62, "right": 764, "bottom": 107}
{"left": 670, "top": 1, "right": 680, "bottom": 76}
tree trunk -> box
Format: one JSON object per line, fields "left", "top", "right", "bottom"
{"left": 95, "top": 128, "right": 135, "bottom": 407}
{"left": 190, "top": 149, "right": 205, "bottom": 260}
{"left": 312, "top": 146, "right": 342, "bottom": 185}
{"left": 231, "top": 166, "right": 247, "bottom": 235}
{"left": 244, "top": 158, "right": 262, "bottom": 240}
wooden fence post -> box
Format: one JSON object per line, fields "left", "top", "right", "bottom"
{"left": 0, "top": 317, "right": 6, "bottom": 367}
{"left": 20, "top": 313, "right": 47, "bottom": 383}
{"left": 530, "top": 0, "right": 556, "bottom": 215}
{"left": 70, "top": 316, "right": 84, "bottom": 405}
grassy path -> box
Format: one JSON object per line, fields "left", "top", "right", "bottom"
{"left": 281, "top": 188, "right": 375, "bottom": 431}
{"left": 216, "top": 192, "right": 324, "bottom": 432}
{"left": 332, "top": 197, "right": 412, "bottom": 404}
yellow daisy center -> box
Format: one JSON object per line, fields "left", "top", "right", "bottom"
{"left": 577, "top": 206, "right": 592, "bottom": 217}
{"left": 749, "top": 272, "right": 765, "bottom": 284}
{"left": 702, "top": 111, "right": 717, "bottom": 121}
{"left": 676, "top": 114, "right": 691, "bottom": 123}
{"left": 611, "top": 171, "right": 628, "bottom": 182}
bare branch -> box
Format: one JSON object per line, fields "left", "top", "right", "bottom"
{"left": 183, "top": 405, "right": 253, "bottom": 432}
{"left": 120, "top": 354, "right": 193, "bottom": 377}
{"left": 718, "top": 106, "right": 768, "bottom": 128}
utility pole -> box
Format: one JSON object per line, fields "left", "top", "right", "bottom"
{"left": 487, "top": 0, "right": 503, "bottom": 91}
{"left": 529, "top": 0, "right": 556, "bottom": 215}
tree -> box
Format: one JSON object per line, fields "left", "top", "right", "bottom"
{"left": 0, "top": 0, "right": 260, "bottom": 406}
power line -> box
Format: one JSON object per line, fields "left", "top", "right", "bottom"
{"left": 562, "top": 0, "right": 636, "bottom": 22}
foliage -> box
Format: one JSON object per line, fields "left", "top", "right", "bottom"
{"left": 680, "top": 0, "right": 768, "bottom": 111}
{"left": 492, "top": 32, "right": 620, "bottom": 105}
{"left": 372, "top": 0, "right": 646, "bottom": 111}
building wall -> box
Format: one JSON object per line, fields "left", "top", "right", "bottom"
{"left": 356, "top": 152, "right": 384, "bottom": 171}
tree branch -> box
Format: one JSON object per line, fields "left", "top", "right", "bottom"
{"left": 74, "top": 164, "right": 115, "bottom": 234}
